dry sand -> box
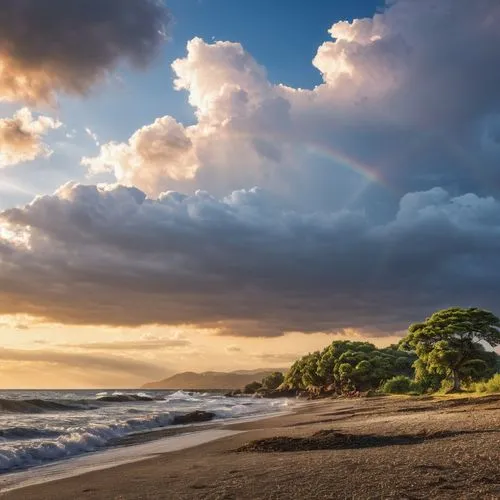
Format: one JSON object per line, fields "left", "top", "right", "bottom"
{"left": 1, "top": 394, "right": 499, "bottom": 499}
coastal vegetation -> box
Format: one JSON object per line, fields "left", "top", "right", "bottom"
{"left": 245, "top": 307, "right": 500, "bottom": 397}
{"left": 283, "top": 341, "right": 416, "bottom": 394}
{"left": 401, "top": 307, "right": 500, "bottom": 392}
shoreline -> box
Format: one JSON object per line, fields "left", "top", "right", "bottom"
{"left": 0, "top": 407, "right": 297, "bottom": 494}
{"left": 0, "top": 429, "right": 242, "bottom": 494}
{"left": 1, "top": 395, "right": 498, "bottom": 499}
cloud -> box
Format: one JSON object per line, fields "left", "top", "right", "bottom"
{"left": 252, "top": 353, "right": 300, "bottom": 363}
{"left": 62, "top": 336, "right": 192, "bottom": 351}
{"left": 225, "top": 345, "right": 242, "bottom": 353}
{"left": 0, "top": 322, "right": 29, "bottom": 330}
{"left": 2, "top": 183, "right": 500, "bottom": 337}
{"left": 0, "top": 314, "right": 34, "bottom": 330}
{"left": 0, "top": 108, "right": 61, "bottom": 168}
{"left": 85, "top": 128, "right": 100, "bottom": 147}
{"left": 85, "top": 0, "right": 500, "bottom": 213}
{"left": 4, "top": 1, "right": 500, "bottom": 340}
{"left": 0, "top": 0, "right": 170, "bottom": 104}
{"left": 83, "top": 116, "right": 199, "bottom": 193}
{"left": 0, "top": 347, "right": 166, "bottom": 379}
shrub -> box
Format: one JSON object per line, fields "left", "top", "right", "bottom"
{"left": 243, "top": 381, "right": 262, "bottom": 394}
{"left": 382, "top": 375, "right": 416, "bottom": 394}
{"left": 473, "top": 373, "right": 500, "bottom": 393}
{"left": 261, "top": 372, "right": 285, "bottom": 390}
{"left": 438, "top": 378, "right": 454, "bottom": 393}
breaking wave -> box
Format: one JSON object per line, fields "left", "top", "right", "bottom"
{"left": 0, "top": 412, "right": 176, "bottom": 472}
{"left": 0, "top": 399, "right": 98, "bottom": 414}
{"left": 0, "top": 427, "right": 62, "bottom": 440}
{"left": 0, "top": 390, "right": 291, "bottom": 473}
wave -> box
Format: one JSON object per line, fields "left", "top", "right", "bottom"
{"left": 0, "top": 399, "right": 98, "bottom": 414}
{"left": 0, "top": 392, "right": 162, "bottom": 414}
{"left": 0, "top": 427, "right": 62, "bottom": 440}
{"left": 162, "top": 390, "right": 203, "bottom": 403}
{"left": 0, "top": 391, "right": 291, "bottom": 473}
{"left": 0, "top": 401, "right": 288, "bottom": 472}
{"left": 95, "top": 392, "right": 155, "bottom": 403}
{"left": 0, "top": 411, "right": 177, "bottom": 472}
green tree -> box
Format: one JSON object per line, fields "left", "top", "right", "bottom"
{"left": 401, "top": 307, "right": 500, "bottom": 392}
{"left": 300, "top": 352, "right": 324, "bottom": 389}
{"left": 285, "top": 341, "right": 416, "bottom": 394}
{"left": 284, "top": 358, "right": 307, "bottom": 390}
{"left": 382, "top": 375, "right": 415, "bottom": 394}
{"left": 243, "top": 381, "right": 262, "bottom": 394}
{"left": 412, "top": 359, "right": 444, "bottom": 392}
{"left": 261, "top": 371, "right": 285, "bottom": 390}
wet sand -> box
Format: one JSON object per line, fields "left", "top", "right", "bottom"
{"left": 1, "top": 395, "right": 499, "bottom": 499}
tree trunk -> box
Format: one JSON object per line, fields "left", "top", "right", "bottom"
{"left": 451, "top": 370, "right": 462, "bottom": 392}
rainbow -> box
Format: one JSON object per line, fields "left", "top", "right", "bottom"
{"left": 302, "top": 141, "right": 386, "bottom": 187}
{"left": 239, "top": 126, "right": 391, "bottom": 193}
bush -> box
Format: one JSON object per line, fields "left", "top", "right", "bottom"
{"left": 473, "top": 373, "right": 500, "bottom": 393}
{"left": 382, "top": 376, "right": 419, "bottom": 394}
{"left": 243, "top": 381, "right": 262, "bottom": 394}
{"left": 261, "top": 372, "right": 285, "bottom": 391}
{"left": 438, "top": 378, "right": 454, "bottom": 393}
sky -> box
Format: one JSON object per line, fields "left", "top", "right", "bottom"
{"left": 1, "top": 0, "right": 500, "bottom": 388}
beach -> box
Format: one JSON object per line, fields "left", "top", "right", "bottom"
{"left": 1, "top": 394, "right": 498, "bottom": 499}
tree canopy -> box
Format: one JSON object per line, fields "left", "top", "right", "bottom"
{"left": 261, "top": 371, "right": 285, "bottom": 390}
{"left": 401, "top": 307, "right": 500, "bottom": 391}
{"left": 283, "top": 341, "right": 416, "bottom": 394}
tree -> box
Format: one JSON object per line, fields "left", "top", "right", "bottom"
{"left": 412, "top": 359, "right": 444, "bottom": 392}
{"left": 285, "top": 341, "right": 416, "bottom": 394}
{"left": 261, "top": 371, "right": 284, "bottom": 390}
{"left": 401, "top": 307, "right": 500, "bottom": 392}
{"left": 299, "top": 352, "right": 324, "bottom": 389}
{"left": 243, "top": 381, "right": 262, "bottom": 394}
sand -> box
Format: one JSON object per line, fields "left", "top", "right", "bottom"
{"left": 1, "top": 394, "right": 498, "bottom": 499}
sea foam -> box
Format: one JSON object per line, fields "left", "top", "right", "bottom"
{"left": 0, "top": 390, "right": 290, "bottom": 473}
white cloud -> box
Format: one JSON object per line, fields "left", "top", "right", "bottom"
{"left": 84, "top": 1, "right": 500, "bottom": 212}
{"left": 83, "top": 116, "right": 199, "bottom": 194}
{"left": 85, "top": 128, "right": 100, "bottom": 147}
{"left": 0, "top": 108, "right": 61, "bottom": 168}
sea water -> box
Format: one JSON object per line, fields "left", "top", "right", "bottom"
{"left": 0, "top": 390, "right": 289, "bottom": 473}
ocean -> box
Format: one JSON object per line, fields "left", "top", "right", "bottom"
{"left": 0, "top": 390, "right": 290, "bottom": 474}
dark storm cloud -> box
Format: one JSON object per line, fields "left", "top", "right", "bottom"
{"left": 0, "top": 0, "right": 170, "bottom": 103}
{"left": 1, "top": 183, "right": 500, "bottom": 337}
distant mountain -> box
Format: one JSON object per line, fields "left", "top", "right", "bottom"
{"left": 141, "top": 369, "right": 285, "bottom": 390}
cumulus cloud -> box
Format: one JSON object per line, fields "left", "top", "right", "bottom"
{"left": 0, "top": 0, "right": 170, "bottom": 104}
{"left": 83, "top": 116, "right": 199, "bottom": 193}
{"left": 0, "top": 108, "right": 61, "bottom": 168}
{"left": 85, "top": 0, "right": 500, "bottom": 211}
{"left": 4, "top": 0, "right": 500, "bottom": 339}
{"left": 1, "top": 183, "right": 500, "bottom": 336}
